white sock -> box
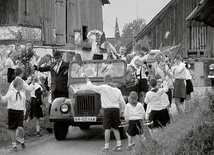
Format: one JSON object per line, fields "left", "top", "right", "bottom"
{"left": 104, "top": 143, "right": 109, "bottom": 149}
{"left": 128, "top": 143, "right": 132, "bottom": 147}
{"left": 12, "top": 142, "right": 17, "bottom": 147}
{"left": 36, "top": 126, "right": 40, "bottom": 132}
{"left": 117, "top": 141, "right": 121, "bottom": 146}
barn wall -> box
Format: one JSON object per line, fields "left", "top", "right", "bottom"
{"left": 130, "top": 0, "right": 214, "bottom": 87}
{"left": 0, "top": 0, "right": 105, "bottom": 45}
{"left": 0, "top": 0, "right": 18, "bottom": 25}
{"left": 134, "top": 0, "right": 214, "bottom": 59}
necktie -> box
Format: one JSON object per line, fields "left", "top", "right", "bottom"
{"left": 54, "top": 62, "right": 60, "bottom": 73}
{"left": 16, "top": 92, "right": 22, "bottom": 100}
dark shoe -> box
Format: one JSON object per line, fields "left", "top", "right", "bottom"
{"left": 21, "top": 143, "right": 26, "bottom": 149}
{"left": 125, "top": 146, "right": 132, "bottom": 151}
{"left": 13, "top": 146, "right": 18, "bottom": 151}
{"left": 112, "top": 145, "right": 122, "bottom": 152}
{"left": 37, "top": 132, "right": 43, "bottom": 137}
{"left": 46, "top": 128, "right": 53, "bottom": 133}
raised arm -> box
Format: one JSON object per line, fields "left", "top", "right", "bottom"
{"left": 0, "top": 91, "right": 12, "bottom": 103}
{"left": 86, "top": 77, "right": 103, "bottom": 93}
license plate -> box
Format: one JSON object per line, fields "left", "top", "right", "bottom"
{"left": 74, "top": 117, "right": 97, "bottom": 122}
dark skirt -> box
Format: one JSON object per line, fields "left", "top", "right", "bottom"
{"left": 29, "top": 97, "right": 44, "bottom": 119}
{"left": 186, "top": 79, "right": 194, "bottom": 95}
{"left": 127, "top": 119, "right": 143, "bottom": 136}
{"left": 7, "top": 68, "right": 15, "bottom": 83}
{"left": 8, "top": 109, "right": 24, "bottom": 130}
{"left": 137, "top": 79, "right": 148, "bottom": 92}
{"left": 148, "top": 109, "right": 170, "bottom": 129}
{"left": 173, "top": 79, "right": 186, "bottom": 98}
{"left": 166, "top": 89, "right": 172, "bottom": 105}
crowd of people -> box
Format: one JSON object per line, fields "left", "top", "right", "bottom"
{"left": 0, "top": 30, "right": 194, "bottom": 153}
{"left": 85, "top": 32, "right": 194, "bottom": 152}
{"left": 0, "top": 40, "right": 70, "bottom": 151}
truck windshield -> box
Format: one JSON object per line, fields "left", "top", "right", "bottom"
{"left": 70, "top": 61, "right": 125, "bottom": 78}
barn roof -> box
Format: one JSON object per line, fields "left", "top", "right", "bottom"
{"left": 186, "top": 0, "right": 214, "bottom": 28}
{"left": 102, "top": 0, "right": 110, "bottom": 5}
{"left": 126, "top": 0, "right": 178, "bottom": 53}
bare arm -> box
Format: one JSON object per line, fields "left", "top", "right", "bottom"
{"left": 0, "top": 91, "right": 11, "bottom": 103}
{"left": 118, "top": 92, "right": 125, "bottom": 112}
{"left": 86, "top": 77, "right": 103, "bottom": 93}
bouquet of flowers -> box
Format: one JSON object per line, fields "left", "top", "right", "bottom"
{"left": 16, "top": 45, "right": 35, "bottom": 80}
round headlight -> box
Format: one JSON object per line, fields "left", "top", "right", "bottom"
{"left": 61, "top": 104, "right": 69, "bottom": 113}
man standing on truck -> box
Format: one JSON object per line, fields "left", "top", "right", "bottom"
{"left": 34, "top": 50, "right": 69, "bottom": 133}
{"left": 35, "top": 50, "right": 69, "bottom": 100}
{"left": 86, "top": 74, "right": 126, "bottom": 152}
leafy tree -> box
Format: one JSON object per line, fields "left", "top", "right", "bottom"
{"left": 121, "top": 18, "right": 146, "bottom": 38}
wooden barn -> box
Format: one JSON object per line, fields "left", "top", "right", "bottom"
{"left": 126, "top": 0, "right": 214, "bottom": 87}
{"left": 0, "top": 0, "right": 110, "bottom": 46}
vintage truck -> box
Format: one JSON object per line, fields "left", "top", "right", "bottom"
{"left": 49, "top": 59, "right": 129, "bottom": 140}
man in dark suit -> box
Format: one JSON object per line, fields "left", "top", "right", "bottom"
{"left": 34, "top": 50, "right": 69, "bottom": 133}
{"left": 35, "top": 50, "right": 69, "bottom": 100}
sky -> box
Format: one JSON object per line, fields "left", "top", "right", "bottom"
{"left": 103, "top": 0, "right": 171, "bottom": 37}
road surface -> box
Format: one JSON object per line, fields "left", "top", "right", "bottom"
{"left": 0, "top": 97, "right": 184, "bottom": 155}
{"left": 0, "top": 125, "right": 133, "bottom": 155}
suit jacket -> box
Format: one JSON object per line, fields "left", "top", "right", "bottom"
{"left": 38, "top": 61, "right": 69, "bottom": 93}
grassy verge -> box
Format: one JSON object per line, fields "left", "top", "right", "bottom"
{"left": 0, "top": 78, "right": 10, "bottom": 147}
{"left": 136, "top": 88, "right": 214, "bottom": 155}
{"left": 0, "top": 78, "right": 48, "bottom": 147}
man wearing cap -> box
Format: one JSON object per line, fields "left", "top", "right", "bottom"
{"left": 34, "top": 50, "right": 69, "bottom": 100}
{"left": 34, "top": 50, "right": 69, "bottom": 133}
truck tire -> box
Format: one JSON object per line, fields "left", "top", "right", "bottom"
{"left": 119, "top": 127, "right": 127, "bottom": 139}
{"left": 54, "top": 123, "right": 69, "bottom": 140}
{"left": 79, "top": 125, "right": 90, "bottom": 130}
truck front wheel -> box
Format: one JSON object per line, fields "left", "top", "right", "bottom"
{"left": 54, "top": 123, "right": 69, "bottom": 140}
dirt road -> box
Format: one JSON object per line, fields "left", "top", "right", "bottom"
{"left": 0, "top": 125, "right": 134, "bottom": 155}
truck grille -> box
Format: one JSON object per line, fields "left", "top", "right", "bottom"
{"left": 75, "top": 94, "right": 100, "bottom": 116}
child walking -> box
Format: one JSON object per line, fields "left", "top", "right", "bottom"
{"left": 0, "top": 78, "right": 26, "bottom": 151}
{"left": 144, "top": 78, "right": 170, "bottom": 138}
{"left": 123, "top": 91, "right": 145, "bottom": 151}
{"left": 28, "top": 76, "right": 45, "bottom": 136}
